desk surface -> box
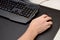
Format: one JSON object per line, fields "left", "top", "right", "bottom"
{"left": 0, "top": 5, "right": 60, "bottom": 40}
{"left": 28, "top": 0, "right": 60, "bottom": 10}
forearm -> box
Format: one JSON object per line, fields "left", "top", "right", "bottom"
{"left": 18, "top": 27, "right": 38, "bottom": 40}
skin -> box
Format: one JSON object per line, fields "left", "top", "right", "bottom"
{"left": 18, "top": 14, "right": 53, "bottom": 40}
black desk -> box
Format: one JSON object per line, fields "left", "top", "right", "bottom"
{"left": 0, "top": 6, "right": 60, "bottom": 40}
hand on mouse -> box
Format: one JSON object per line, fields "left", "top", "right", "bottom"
{"left": 29, "top": 14, "right": 53, "bottom": 34}
{"left": 18, "top": 14, "right": 53, "bottom": 40}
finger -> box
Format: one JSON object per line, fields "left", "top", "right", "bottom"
{"left": 45, "top": 17, "right": 52, "bottom": 21}
{"left": 47, "top": 21, "right": 53, "bottom": 25}
{"left": 46, "top": 24, "right": 51, "bottom": 29}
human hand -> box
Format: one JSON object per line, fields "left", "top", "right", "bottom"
{"left": 28, "top": 14, "right": 53, "bottom": 35}
{"left": 18, "top": 14, "right": 53, "bottom": 40}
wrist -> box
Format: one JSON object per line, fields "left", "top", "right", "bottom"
{"left": 18, "top": 26, "right": 38, "bottom": 40}
{"left": 26, "top": 27, "right": 38, "bottom": 39}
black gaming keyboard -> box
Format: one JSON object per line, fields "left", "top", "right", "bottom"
{"left": 0, "top": 0, "right": 39, "bottom": 23}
